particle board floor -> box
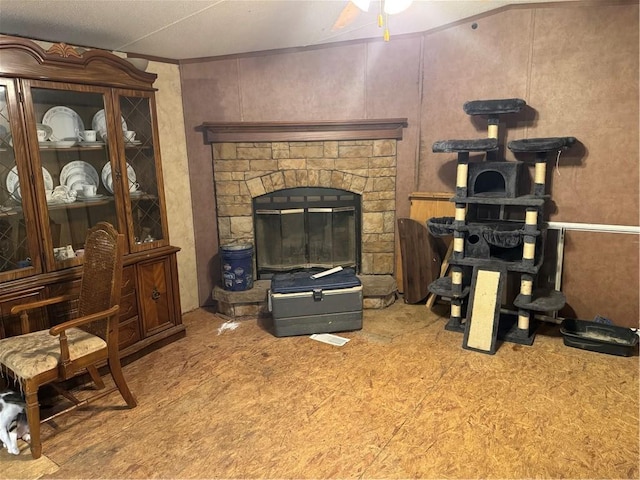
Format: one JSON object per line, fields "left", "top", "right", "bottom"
{"left": 1, "top": 302, "right": 638, "bottom": 479}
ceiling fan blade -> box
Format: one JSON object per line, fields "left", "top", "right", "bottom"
{"left": 332, "top": 2, "right": 362, "bottom": 30}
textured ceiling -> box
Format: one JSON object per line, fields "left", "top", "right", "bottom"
{"left": 0, "top": 0, "right": 577, "bottom": 60}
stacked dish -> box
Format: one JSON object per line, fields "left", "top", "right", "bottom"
{"left": 77, "top": 141, "right": 105, "bottom": 148}
{"left": 6, "top": 166, "right": 54, "bottom": 202}
{"left": 40, "top": 140, "right": 77, "bottom": 148}
{"left": 101, "top": 162, "right": 136, "bottom": 194}
{"left": 92, "top": 110, "right": 127, "bottom": 141}
{"left": 42, "top": 106, "right": 84, "bottom": 141}
{"left": 76, "top": 193, "right": 106, "bottom": 202}
{"left": 60, "top": 161, "right": 100, "bottom": 193}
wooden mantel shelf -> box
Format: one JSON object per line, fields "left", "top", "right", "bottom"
{"left": 201, "top": 119, "right": 408, "bottom": 143}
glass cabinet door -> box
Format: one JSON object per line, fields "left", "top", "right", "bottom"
{"left": 0, "top": 79, "right": 41, "bottom": 278}
{"left": 22, "top": 81, "right": 121, "bottom": 270}
{"left": 115, "top": 91, "right": 168, "bottom": 251}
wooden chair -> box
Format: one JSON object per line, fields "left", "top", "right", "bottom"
{"left": 0, "top": 222, "right": 137, "bottom": 458}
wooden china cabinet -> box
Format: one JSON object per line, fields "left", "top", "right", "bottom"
{"left": 0, "top": 35, "right": 184, "bottom": 356}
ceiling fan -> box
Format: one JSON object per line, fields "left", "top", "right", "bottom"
{"left": 332, "top": 0, "right": 414, "bottom": 40}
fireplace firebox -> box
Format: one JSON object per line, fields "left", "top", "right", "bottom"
{"left": 253, "top": 187, "right": 361, "bottom": 279}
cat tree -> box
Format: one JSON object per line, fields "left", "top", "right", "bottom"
{"left": 427, "top": 98, "right": 575, "bottom": 354}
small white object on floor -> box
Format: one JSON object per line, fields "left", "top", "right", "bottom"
{"left": 310, "top": 333, "right": 350, "bottom": 346}
{"left": 311, "top": 266, "right": 343, "bottom": 279}
{"left": 217, "top": 321, "right": 239, "bottom": 335}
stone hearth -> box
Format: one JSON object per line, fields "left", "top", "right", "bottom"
{"left": 213, "top": 275, "right": 398, "bottom": 320}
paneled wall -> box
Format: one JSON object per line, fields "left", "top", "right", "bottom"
{"left": 180, "top": 2, "right": 638, "bottom": 326}
{"left": 151, "top": 61, "right": 199, "bottom": 313}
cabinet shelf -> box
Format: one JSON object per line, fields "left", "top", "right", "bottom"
{"left": 44, "top": 194, "right": 157, "bottom": 210}
{"left": 47, "top": 198, "right": 114, "bottom": 209}
{"left": 0, "top": 206, "right": 23, "bottom": 218}
{"left": 124, "top": 144, "right": 150, "bottom": 150}
{"left": 130, "top": 193, "right": 156, "bottom": 201}
{"left": 40, "top": 146, "right": 105, "bottom": 152}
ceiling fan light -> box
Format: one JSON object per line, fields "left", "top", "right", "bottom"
{"left": 383, "top": 0, "right": 413, "bottom": 15}
{"left": 351, "top": 0, "right": 371, "bottom": 12}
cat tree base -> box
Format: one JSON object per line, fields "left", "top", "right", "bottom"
{"left": 444, "top": 309, "right": 537, "bottom": 345}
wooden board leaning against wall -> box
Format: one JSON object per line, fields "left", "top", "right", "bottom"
{"left": 395, "top": 192, "right": 455, "bottom": 295}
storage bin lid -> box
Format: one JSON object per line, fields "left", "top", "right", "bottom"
{"left": 271, "top": 268, "right": 361, "bottom": 294}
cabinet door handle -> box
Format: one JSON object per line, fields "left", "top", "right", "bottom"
{"left": 151, "top": 287, "right": 161, "bottom": 301}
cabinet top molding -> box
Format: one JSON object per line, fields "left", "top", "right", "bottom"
{"left": 201, "top": 119, "right": 408, "bottom": 143}
{"left": 0, "top": 35, "right": 157, "bottom": 90}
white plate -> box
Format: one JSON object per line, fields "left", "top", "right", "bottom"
{"left": 92, "top": 110, "right": 127, "bottom": 141}
{"left": 101, "top": 162, "right": 135, "bottom": 194}
{"left": 77, "top": 193, "right": 106, "bottom": 202}
{"left": 52, "top": 140, "right": 77, "bottom": 148}
{"left": 6, "top": 166, "right": 54, "bottom": 201}
{"left": 78, "top": 141, "right": 105, "bottom": 148}
{"left": 39, "top": 140, "right": 76, "bottom": 148}
{"left": 66, "top": 173, "right": 90, "bottom": 191}
{"left": 42, "top": 106, "right": 85, "bottom": 141}
{"left": 60, "top": 161, "right": 99, "bottom": 191}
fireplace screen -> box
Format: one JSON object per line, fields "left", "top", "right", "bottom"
{"left": 253, "top": 187, "right": 361, "bottom": 278}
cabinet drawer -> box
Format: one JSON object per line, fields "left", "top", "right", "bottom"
{"left": 118, "top": 316, "right": 141, "bottom": 349}
{"left": 121, "top": 265, "right": 136, "bottom": 294}
{"left": 119, "top": 290, "right": 138, "bottom": 321}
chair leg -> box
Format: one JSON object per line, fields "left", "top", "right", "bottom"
{"left": 107, "top": 350, "right": 137, "bottom": 408}
{"left": 24, "top": 383, "right": 42, "bottom": 459}
{"left": 87, "top": 365, "right": 105, "bottom": 389}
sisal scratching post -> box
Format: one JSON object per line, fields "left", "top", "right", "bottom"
{"left": 463, "top": 267, "right": 506, "bottom": 354}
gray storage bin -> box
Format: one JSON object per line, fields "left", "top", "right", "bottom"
{"left": 269, "top": 270, "right": 363, "bottom": 337}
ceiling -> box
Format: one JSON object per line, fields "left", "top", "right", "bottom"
{"left": 0, "top": 0, "right": 576, "bottom": 61}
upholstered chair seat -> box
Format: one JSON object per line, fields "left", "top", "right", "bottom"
{"left": 0, "top": 329, "right": 106, "bottom": 380}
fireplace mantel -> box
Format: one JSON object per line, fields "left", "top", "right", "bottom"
{"left": 202, "top": 119, "right": 408, "bottom": 143}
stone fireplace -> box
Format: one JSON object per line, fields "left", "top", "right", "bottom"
{"left": 203, "top": 120, "right": 408, "bottom": 278}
